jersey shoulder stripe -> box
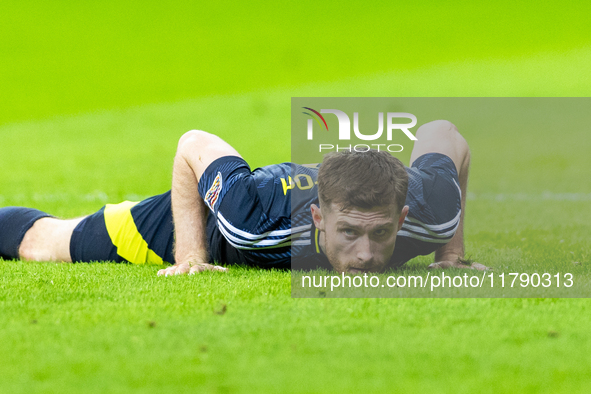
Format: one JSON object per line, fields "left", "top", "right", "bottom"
{"left": 216, "top": 212, "right": 312, "bottom": 250}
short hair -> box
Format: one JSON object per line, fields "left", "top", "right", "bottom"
{"left": 317, "top": 150, "right": 408, "bottom": 212}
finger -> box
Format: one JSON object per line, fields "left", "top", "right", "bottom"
{"left": 161, "top": 267, "right": 175, "bottom": 276}
{"left": 164, "top": 267, "right": 177, "bottom": 276}
{"left": 470, "top": 262, "right": 490, "bottom": 271}
{"left": 189, "top": 264, "right": 205, "bottom": 274}
{"left": 159, "top": 263, "right": 191, "bottom": 277}
{"left": 189, "top": 264, "right": 228, "bottom": 274}
{"left": 428, "top": 261, "right": 457, "bottom": 269}
{"left": 174, "top": 263, "right": 191, "bottom": 275}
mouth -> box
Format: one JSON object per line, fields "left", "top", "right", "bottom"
{"left": 347, "top": 267, "right": 371, "bottom": 274}
{"left": 346, "top": 264, "right": 387, "bottom": 274}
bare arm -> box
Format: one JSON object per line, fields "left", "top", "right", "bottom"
{"left": 427, "top": 134, "right": 487, "bottom": 271}
{"left": 429, "top": 195, "right": 486, "bottom": 270}
{"left": 429, "top": 204, "right": 487, "bottom": 271}
{"left": 158, "top": 130, "right": 240, "bottom": 276}
{"left": 410, "top": 120, "right": 488, "bottom": 271}
{"left": 170, "top": 146, "right": 212, "bottom": 271}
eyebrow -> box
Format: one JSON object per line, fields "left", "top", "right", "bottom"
{"left": 335, "top": 220, "right": 395, "bottom": 228}
{"left": 335, "top": 221, "right": 359, "bottom": 228}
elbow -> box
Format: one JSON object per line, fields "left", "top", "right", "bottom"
{"left": 176, "top": 130, "right": 214, "bottom": 159}
{"left": 178, "top": 130, "right": 208, "bottom": 150}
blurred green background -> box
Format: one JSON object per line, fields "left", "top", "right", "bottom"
{"left": 2, "top": 0, "right": 591, "bottom": 126}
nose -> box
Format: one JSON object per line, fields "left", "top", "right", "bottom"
{"left": 355, "top": 235, "right": 373, "bottom": 264}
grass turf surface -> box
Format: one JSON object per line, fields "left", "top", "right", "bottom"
{"left": 2, "top": 68, "right": 591, "bottom": 391}
{"left": 3, "top": 262, "right": 591, "bottom": 393}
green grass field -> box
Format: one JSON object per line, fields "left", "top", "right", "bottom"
{"left": 2, "top": 1, "right": 591, "bottom": 392}
{"left": 2, "top": 73, "right": 591, "bottom": 392}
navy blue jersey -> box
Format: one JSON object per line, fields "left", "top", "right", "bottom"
{"left": 198, "top": 153, "right": 461, "bottom": 269}
{"left": 70, "top": 153, "right": 461, "bottom": 269}
{"left": 198, "top": 156, "right": 319, "bottom": 268}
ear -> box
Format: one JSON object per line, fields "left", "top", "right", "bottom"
{"left": 310, "top": 204, "right": 325, "bottom": 231}
{"left": 397, "top": 205, "right": 409, "bottom": 232}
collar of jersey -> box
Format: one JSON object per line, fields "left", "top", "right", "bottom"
{"left": 315, "top": 228, "right": 321, "bottom": 254}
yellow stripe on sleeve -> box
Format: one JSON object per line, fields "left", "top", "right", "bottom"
{"left": 103, "top": 201, "right": 164, "bottom": 265}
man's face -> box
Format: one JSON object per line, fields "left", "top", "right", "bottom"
{"left": 311, "top": 203, "right": 408, "bottom": 274}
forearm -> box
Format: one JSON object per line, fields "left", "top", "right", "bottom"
{"left": 435, "top": 175, "right": 466, "bottom": 263}
{"left": 159, "top": 130, "right": 240, "bottom": 276}
{"left": 171, "top": 151, "right": 209, "bottom": 265}
{"left": 434, "top": 215, "right": 464, "bottom": 262}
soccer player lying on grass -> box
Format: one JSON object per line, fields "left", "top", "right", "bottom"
{"left": 0, "top": 120, "right": 487, "bottom": 274}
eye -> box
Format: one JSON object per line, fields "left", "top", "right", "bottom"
{"left": 342, "top": 228, "right": 356, "bottom": 236}
{"left": 374, "top": 229, "right": 388, "bottom": 237}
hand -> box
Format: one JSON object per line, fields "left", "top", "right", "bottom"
{"left": 428, "top": 260, "right": 490, "bottom": 271}
{"left": 157, "top": 262, "right": 228, "bottom": 276}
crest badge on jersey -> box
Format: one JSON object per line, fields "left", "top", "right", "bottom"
{"left": 204, "top": 172, "right": 223, "bottom": 211}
